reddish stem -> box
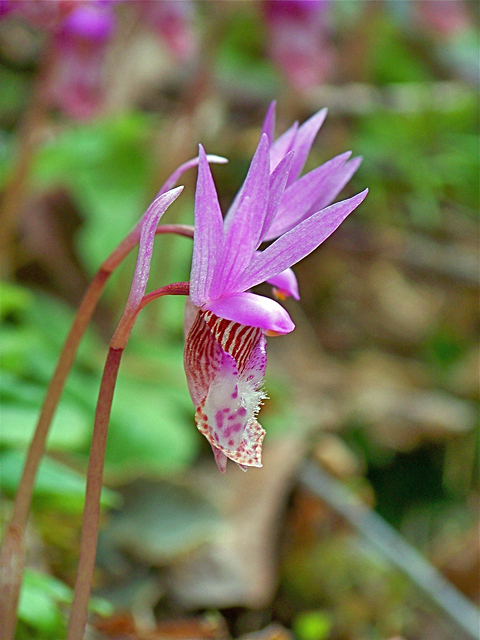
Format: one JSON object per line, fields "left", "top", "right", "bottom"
{"left": 66, "top": 347, "right": 122, "bottom": 640}
{"left": 0, "top": 226, "right": 191, "bottom": 640}
{"left": 66, "top": 283, "right": 188, "bottom": 640}
{"left": 0, "top": 269, "right": 108, "bottom": 640}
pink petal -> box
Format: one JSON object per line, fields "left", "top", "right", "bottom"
{"left": 237, "top": 189, "right": 369, "bottom": 292}
{"left": 266, "top": 267, "right": 300, "bottom": 300}
{"left": 287, "top": 108, "right": 327, "bottom": 185}
{"left": 212, "top": 135, "right": 270, "bottom": 297}
{"left": 204, "top": 292, "right": 295, "bottom": 335}
{"left": 190, "top": 145, "right": 225, "bottom": 307}
{"left": 265, "top": 151, "right": 352, "bottom": 239}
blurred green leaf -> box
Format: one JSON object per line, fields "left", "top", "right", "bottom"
{"left": 0, "top": 401, "right": 91, "bottom": 451}
{"left": 216, "top": 8, "right": 279, "bottom": 93}
{"left": 0, "top": 281, "right": 34, "bottom": 319}
{"left": 0, "top": 450, "right": 121, "bottom": 511}
{"left": 293, "top": 610, "right": 333, "bottom": 640}
{"left": 33, "top": 114, "right": 154, "bottom": 271}
{"left": 369, "top": 14, "right": 431, "bottom": 84}
{"left": 17, "top": 568, "right": 113, "bottom": 639}
{"left": 105, "top": 375, "right": 200, "bottom": 477}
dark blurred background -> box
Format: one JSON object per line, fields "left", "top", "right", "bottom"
{"left": 0, "top": 2, "right": 478, "bottom": 639}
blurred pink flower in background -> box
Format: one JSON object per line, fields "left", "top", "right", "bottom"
{"left": 141, "top": 0, "right": 197, "bottom": 61}
{"left": 263, "top": 0, "right": 335, "bottom": 90}
{"left": 0, "top": 0, "right": 197, "bottom": 119}
{"left": 50, "top": 2, "right": 116, "bottom": 120}
{"left": 413, "top": 0, "right": 471, "bottom": 38}
{"left": 0, "top": 0, "right": 116, "bottom": 119}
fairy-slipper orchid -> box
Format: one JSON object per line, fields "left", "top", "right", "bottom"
{"left": 185, "top": 133, "right": 367, "bottom": 471}
{"left": 184, "top": 309, "right": 267, "bottom": 472}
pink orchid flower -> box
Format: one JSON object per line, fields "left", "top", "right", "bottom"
{"left": 263, "top": 0, "right": 335, "bottom": 90}
{"left": 184, "top": 107, "right": 368, "bottom": 473}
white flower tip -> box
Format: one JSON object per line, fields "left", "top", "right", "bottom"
{"left": 206, "top": 154, "right": 228, "bottom": 164}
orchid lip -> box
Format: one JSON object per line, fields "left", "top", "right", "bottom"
{"left": 203, "top": 292, "right": 295, "bottom": 335}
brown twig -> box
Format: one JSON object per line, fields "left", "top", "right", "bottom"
{"left": 0, "top": 225, "right": 192, "bottom": 640}
{"left": 66, "top": 282, "right": 189, "bottom": 640}
{"left": 0, "top": 42, "right": 56, "bottom": 279}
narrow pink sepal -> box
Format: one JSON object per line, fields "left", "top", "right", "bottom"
{"left": 204, "top": 292, "right": 295, "bottom": 335}
{"left": 260, "top": 150, "right": 295, "bottom": 242}
{"left": 287, "top": 108, "right": 327, "bottom": 185}
{"left": 311, "top": 155, "right": 363, "bottom": 213}
{"left": 190, "top": 145, "right": 225, "bottom": 307}
{"left": 211, "top": 134, "right": 270, "bottom": 298}
{"left": 124, "top": 186, "right": 183, "bottom": 314}
{"left": 155, "top": 154, "right": 227, "bottom": 198}
{"left": 269, "top": 120, "right": 298, "bottom": 172}
{"left": 266, "top": 268, "right": 300, "bottom": 300}
{"left": 261, "top": 101, "right": 276, "bottom": 145}
{"left": 265, "top": 151, "right": 352, "bottom": 239}
{"left": 237, "top": 189, "right": 369, "bottom": 292}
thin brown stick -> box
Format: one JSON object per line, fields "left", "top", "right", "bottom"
{"left": 66, "top": 347, "right": 123, "bottom": 640}
{"left": 0, "top": 269, "right": 108, "bottom": 640}
{"left": 66, "top": 282, "right": 189, "bottom": 640}
{"left": 0, "top": 225, "right": 192, "bottom": 640}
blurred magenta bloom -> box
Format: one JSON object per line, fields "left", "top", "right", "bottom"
{"left": 51, "top": 2, "right": 116, "bottom": 119}
{"left": 0, "top": 0, "right": 197, "bottom": 119}
{"left": 413, "top": 0, "right": 471, "bottom": 37}
{"left": 184, "top": 105, "right": 367, "bottom": 472}
{"left": 0, "top": 0, "right": 116, "bottom": 119}
{"left": 141, "top": 0, "right": 197, "bottom": 61}
{"left": 263, "top": 0, "right": 335, "bottom": 90}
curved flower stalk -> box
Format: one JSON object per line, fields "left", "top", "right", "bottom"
{"left": 67, "top": 186, "right": 189, "bottom": 640}
{"left": 185, "top": 125, "right": 368, "bottom": 472}
{"left": 0, "top": 153, "right": 224, "bottom": 640}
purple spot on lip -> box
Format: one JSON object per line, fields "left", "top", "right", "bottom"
{"left": 232, "top": 423, "right": 242, "bottom": 433}
{"left": 215, "top": 411, "right": 224, "bottom": 430}
{"left": 231, "top": 387, "right": 238, "bottom": 399}
{"left": 238, "top": 407, "right": 247, "bottom": 417}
